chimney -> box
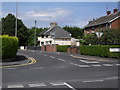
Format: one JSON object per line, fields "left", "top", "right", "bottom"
{"left": 50, "top": 22, "right": 58, "bottom": 28}
{"left": 113, "top": 9, "right": 118, "bottom": 13}
{"left": 107, "top": 11, "right": 111, "bottom": 15}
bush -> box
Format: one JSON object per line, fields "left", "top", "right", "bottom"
{"left": 57, "top": 45, "right": 70, "bottom": 52}
{"left": 0, "top": 35, "right": 19, "bottom": 60}
{"left": 83, "top": 34, "right": 98, "bottom": 45}
{"left": 100, "top": 29, "right": 120, "bottom": 45}
{"left": 80, "top": 45, "right": 120, "bottom": 58}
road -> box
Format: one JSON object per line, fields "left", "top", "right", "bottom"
{"left": 2, "top": 50, "right": 120, "bottom": 89}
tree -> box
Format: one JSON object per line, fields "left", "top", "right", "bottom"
{"left": 82, "top": 29, "right": 120, "bottom": 45}
{"left": 63, "top": 26, "right": 84, "bottom": 39}
{"left": 2, "top": 14, "right": 28, "bottom": 46}
{"left": 83, "top": 34, "right": 98, "bottom": 45}
{"left": 27, "top": 27, "right": 48, "bottom": 46}
{"left": 100, "top": 29, "right": 120, "bottom": 45}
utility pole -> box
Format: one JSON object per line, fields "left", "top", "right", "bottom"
{"left": 34, "top": 20, "right": 37, "bottom": 49}
{"left": 15, "top": 0, "right": 18, "bottom": 37}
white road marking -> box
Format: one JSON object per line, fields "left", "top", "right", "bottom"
{"left": 105, "top": 77, "right": 118, "bottom": 80}
{"left": 57, "top": 52, "right": 60, "bottom": 54}
{"left": 30, "top": 67, "right": 44, "bottom": 69}
{"left": 70, "top": 63, "right": 90, "bottom": 67}
{"left": 115, "top": 64, "right": 120, "bottom": 66}
{"left": 83, "top": 80, "right": 104, "bottom": 83}
{"left": 29, "top": 83, "right": 46, "bottom": 87}
{"left": 8, "top": 85, "right": 24, "bottom": 88}
{"left": 103, "top": 64, "right": 114, "bottom": 66}
{"left": 57, "top": 58, "right": 66, "bottom": 62}
{"left": 64, "top": 82, "right": 76, "bottom": 90}
{"left": 31, "top": 51, "right": 35, "bottom": 52}
{"left": 91, "top": 64, "right": 102, "bottom": 67}
{"left": 80, "top": 60, "right": 100, "bottom": 64}
{"left": 44, "top": 54, "right": 48, "bottom": 56}
{"left": 50, "top": 82, "right": 65, "bottom": 86}
{"left": 50, "top": 56, "right": 55, "bottom": 58}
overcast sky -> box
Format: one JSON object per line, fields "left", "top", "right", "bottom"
{"left": 2, "top": 2, "right": 119, "bottom": 28}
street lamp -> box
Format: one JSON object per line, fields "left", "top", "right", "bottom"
{"left": 95, "top": 32, "right": 103, "bottom": 45}
{"left": 34, "top": 20, "right": 37, "bottom": 49}
{"left": 50, "top": 32, "right": 55, "bottom": 52}
{"left": 15, "top": 0, "right": 18, "bottom": 37}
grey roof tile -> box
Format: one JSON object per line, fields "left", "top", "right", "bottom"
{"left": 39, "top": 26, "right": 71, "bottom": 38}
{"left": 84, "top": 11, "right": 120, "bottom": 28}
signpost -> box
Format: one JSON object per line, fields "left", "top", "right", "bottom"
{"left": 109, "top": 48, "right": 120, "bottom": 52}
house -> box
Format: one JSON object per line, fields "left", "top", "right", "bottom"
{"left": 84, "top": 9, "right": 120, "bottom": 34}
{"left": 38, "top": 22, "right": 79, "bottom": 46}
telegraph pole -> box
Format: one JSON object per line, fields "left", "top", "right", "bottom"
{"left": 15, "top": 0, "right": 18, "bottom": 37}
{"left": 34, "top": 20, "right": 37, "bottom": 48}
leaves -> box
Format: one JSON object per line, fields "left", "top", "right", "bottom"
{"left": 2, "top": 14, "right": 28, "bottom": 46}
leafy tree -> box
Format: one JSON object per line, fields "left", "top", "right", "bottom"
{"left": 27, "top": 27, "right": 48, "bottom": 46}
{"left": 82, "top": 29, "right": 120, "bottom": 45}
{"left": 83, "top": 34, "right": 98, "bottom": 45}
{"left": 63, "top": 26, "right": 84, "bottom": 39}
{"left": 2, "top": 14, "right": 28, "bottom": 46}
{"left": 100, "top": 29, "right": 120, "bottom": 45}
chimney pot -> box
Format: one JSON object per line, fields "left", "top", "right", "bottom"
{"left": 107, "top": 11, "right": 111, "bottom": 15}
{"left": 113, "top": 9, "right": 118, "bottom": 13}
{"left": 50, "top": 22, "right": 58, "bottom": 28}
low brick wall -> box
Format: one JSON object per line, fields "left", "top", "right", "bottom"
{"left": 42, "top": 45, "right": 57, "bottom": 52}
{"left": 67, "top": 47, "right": 79, "bottom": 54}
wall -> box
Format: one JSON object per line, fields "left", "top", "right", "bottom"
{"left": 110, "top": 18, "right": 120, "bottom": 29}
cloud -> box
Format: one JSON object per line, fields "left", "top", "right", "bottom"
{"left": 20, "top": 8, "right": 72, "bottom": 22}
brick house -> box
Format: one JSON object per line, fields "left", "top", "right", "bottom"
{"left": 38, "top": 22, "right": 79, "bottom": 46}
{"left": 84, "top": 9, "right": 120, "bottom": 34}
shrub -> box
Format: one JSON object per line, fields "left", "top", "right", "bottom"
{"left": 0, "top": 35, "right": 19, "bottom": 60}
{"left": 83, "top": 34, "right": 98, "bottom": 45}
{"left": 57, "top": 45, "right": 70, "bottom": 52}
{"left": 80, "top": 45, "right": 120, "bottom": 58}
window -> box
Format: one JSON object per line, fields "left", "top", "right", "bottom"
{"left": 41, "top": 42, "right": 44, "bottom": 45}
{"left": 42, "top": 35, "right": 44, "bottom": 38}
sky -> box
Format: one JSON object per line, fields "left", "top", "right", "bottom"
{"left": 2, "top": 2, "right": 119, "bottom": 28}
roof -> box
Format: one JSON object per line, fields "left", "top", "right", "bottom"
{"left": 39, "top": 26, "right": 71, "bottom": 38}
{"left": 84, "top": 11, "right": 120, "bottom": 28}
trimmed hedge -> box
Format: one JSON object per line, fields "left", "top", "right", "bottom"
{"left": 80, "top": 45, "right": 120, "bottom": 58}
{"left": 0, "top": 35, "right": 19, "bottom": 60}
{"left": 57, "top": 45, "right": 70, "bottom": 52}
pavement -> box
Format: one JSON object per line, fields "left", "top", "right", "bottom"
{"left": 1, "top": 50, "right": 120, "bottom": 89}
{"left": 1, "top": 55, "right": 30, "bottom": 67}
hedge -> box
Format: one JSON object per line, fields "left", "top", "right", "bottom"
{"left": 80, "top": 45, "right": 120, "bottom": 58}
{"left": 0, "top": 35, "right": 19, "bottom": 60}
{"left": 57, "top": 45, "right": 70, "bottom": 52}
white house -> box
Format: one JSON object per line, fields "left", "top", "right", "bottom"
{"left": 38, "top": 23, "right": 79, "bottom": 46}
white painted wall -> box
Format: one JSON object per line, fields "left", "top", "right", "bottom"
{"left": 38, "top": 36, "right": 79, "bottom": 46}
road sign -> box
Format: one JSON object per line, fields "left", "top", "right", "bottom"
{"left": 109, "top": 48, "right": 120, "bottom": 52}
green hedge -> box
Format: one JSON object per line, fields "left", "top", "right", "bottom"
{"left": 57, "top": 45, "right": 70, "bottom": 52}
{"left": 0, "top": 35, "right": 19, "bottom": 60}
{"left": 80, "top": 45, "right": 120, "bottom": 58}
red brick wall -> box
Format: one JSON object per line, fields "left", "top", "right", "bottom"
{"left": 41, "top": 45, "right": 45, "bottom": 52}
{"left": 42, "top": 45, "right": 57, "bottom": 52}
{"left": 67, "top": 47, "right": 79, "bottom": 54}
{"left": 111, "top": 18, "right": 120, "bottom": 29}
{"left": 67, "top": 48, "right": 71, "bottom": 53}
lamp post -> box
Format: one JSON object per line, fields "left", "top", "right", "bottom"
{"left": 15, "top": 0, "right": 18, "bottom": 37}
{"left": 34, "top": 20, "right": 37, "bottom": 49}
{"left": 50, "top": 32, "right": 55, "bottom": 52}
